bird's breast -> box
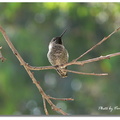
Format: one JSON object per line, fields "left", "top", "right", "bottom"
{"left": 48, "top": 44, "right": 64, "bottom": 55}
{"left": 47, "top": 44, "right": 68, "bottom": 66}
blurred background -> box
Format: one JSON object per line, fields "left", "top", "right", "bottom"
{"left": 0, "top": 2, "right": 120, "bottom": 115}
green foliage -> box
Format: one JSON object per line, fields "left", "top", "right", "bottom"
{"left": 0, "top": 2, "right": 120, "bottom": 115}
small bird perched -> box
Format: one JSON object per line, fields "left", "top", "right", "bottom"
{"left": 47, "top": 29, "right": 69, "bottom": 78}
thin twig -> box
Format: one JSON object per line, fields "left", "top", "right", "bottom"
{"left": 0, "top": 26, "right": 25, "bottom": 64}
{"left": 43, "top": 97, "right": 49, "bottom": 115}
{"left": 72, "top": 26, "right": 120, "bottom": 62}
{"left": 27, "top": 64, "right": 55, "bottom": 70}
{"left": 0, "top": 46, "right": 6, "bottom": 62}
{"left": 27, "top": 64, "right": 107, "bottom": 76}
{"left": 63, "top": 69, "right": 108, "bottom": 76}
{"left": 48, "top": 96, "right": 74, "bottom": 101}
{"left": 64, "top": 52, "right": 120, "bottom": 67}
{"left": 75, "top": 52, "right": 120, "bottom": 65}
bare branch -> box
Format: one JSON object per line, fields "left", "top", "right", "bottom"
{"left": 27, "top": 64, "right": 55, "bottom": 70}
{"left": 43, "top": 97, "right": 49, "bottom": 115}
{"left": 48, "top": 96, "right": 74, "bottom": 101}
{"left": 50, "top": 104, "right": 68, "bottom": 115}
{"left": 71, "top": 26, "right": 120, "bottom": 62}
{"left": 75, "top": 52, "right": 120, "bottom": 66}
{"left": 27, "top": 64, "right": 108, "bottom": 76}
{"left": 64, "top": 52, "right": 120, "bottom": 67}
{"left": 63, "top": 69, "right": 108, "bottom": 76}
{"left": 1, "top": 25, "right": 120, "bottom": 115}
{"left": 0, "top": 26, "right": 68, "bottom": 115}
{"left": 0, "top": 26, "right": 25, "bottom": 64}
{"left": 0, "top": 46, "right": 6, "bottom": 62}
{"left": 27, "top": 52, "right": 120, "bottom": 76}
{"left": 27, "top": 67, "right": 68, "bottom": 115}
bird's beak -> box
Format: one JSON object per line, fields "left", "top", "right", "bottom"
{"left": 60, "top": 29, "right": 67, "bottom": 38}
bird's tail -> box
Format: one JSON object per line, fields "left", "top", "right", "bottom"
{"left": 56, "top": 67, "right": 67, "bottom": 78}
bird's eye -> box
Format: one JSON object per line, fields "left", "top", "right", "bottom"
{"left": 52, "top": 38, "right": 56, "bottom": 41}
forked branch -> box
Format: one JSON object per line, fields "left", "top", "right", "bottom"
{"left": 26, "top": 52, "right": 120, "bottom": 76}
{"left": 72, "top": 26, "right": 120, "bottom": 62}
{"left": 0, "top": 25, "right": 120, "bottom": 115}
{"left": 0, "top": 26, "right": 71, "bottom": 115}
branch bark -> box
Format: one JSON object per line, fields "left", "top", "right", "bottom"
{"left": 26, "top": 52, "right": 120, "bottom": 76}
{"left": 71, "top": 26, "right": 120, "bottom": 62}
{"left": 0, "top": 26, "right": 71, "bottom": 115}
{"left": 43, "top": 97, "right": 49, "bottom": 115}
{"left": 0, "top": 25, "right": 120, "bottom": 115}
{"left": 64, "top": 52, "right": 120, "bottom": 67}
{"left": 0, "top": 46, "right": 6, "bottom": 62}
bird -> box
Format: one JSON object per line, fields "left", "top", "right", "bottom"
{"left": 47, "top": 29, "right": 69, "bottom": 78}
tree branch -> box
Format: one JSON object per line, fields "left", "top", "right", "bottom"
{"left": 64, "top": 52, "right": 120, "bottom": 67}
{"left": 0, "top": 46, "right": 6, "bottom": 62}
{"left": 43, "top": 97, "right": 49, "bottom": 115}
{"left": 71, "top": 26, "right": 120, "bottom": 62}
{"left": 0, "top": 26, "right": 70, "bottom": 115}
{"left": 63, "top": 69, "right": 108, "bottom": 76}
{"left": 1, "top": 25, "right": 120, "bottom": 115}
{"left": 48, "top": 96, "right": 74, "bottom": 101}
{"left": 27, "top": 64, "right": 55, "bottom": 70}
{"left": 26, "top": 52, "right": 120, "bottom": 76}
